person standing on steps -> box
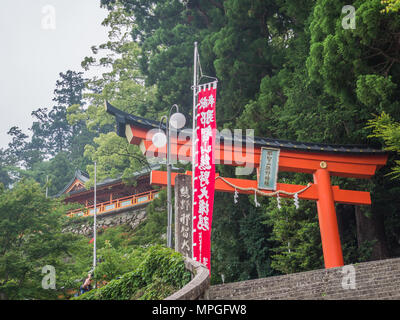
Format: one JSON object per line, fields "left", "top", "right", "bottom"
{"left": 79, "top": 273, "right": 92, "bottom": 295}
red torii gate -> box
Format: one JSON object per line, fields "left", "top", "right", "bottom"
{"left": 105, "top": 102, "right": 388, "bottom": 269}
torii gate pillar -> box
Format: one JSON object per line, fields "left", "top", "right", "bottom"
{"left": 314, "top": 168, "right": 344, "bottom": 268}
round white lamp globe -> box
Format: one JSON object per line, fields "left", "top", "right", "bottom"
{"left": 169, "top": 112, "right": 186, "bottom": 129}
{"left": 152, "top": 131, "right": 167, "bottom": 148}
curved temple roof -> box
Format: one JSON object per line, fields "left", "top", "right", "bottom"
{"left": 105, "top": 101, "right": 386, "bottom": 155}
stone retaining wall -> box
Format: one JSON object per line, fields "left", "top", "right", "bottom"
{"left": 164, "top": 257, "right": 210, "bottom": 300}
{"left": 209, "top": 257, "right": 400, "bottom": 300}
{"left": 62, "top": 204, "right": 148, "bottom": 236}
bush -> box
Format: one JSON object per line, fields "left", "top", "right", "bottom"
{"left": 73, "top": 245, "right": 191, "bottom": 300}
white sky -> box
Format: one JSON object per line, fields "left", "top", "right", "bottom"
{"left": 0, "top": 0, "right": 110, "bottom": 149}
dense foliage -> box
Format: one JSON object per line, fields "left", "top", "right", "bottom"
{"left": 74, "top": 245, "right": 191, "bottom": 300}
{"left": 0, "top": 180, "right": 89, "bottom": 299}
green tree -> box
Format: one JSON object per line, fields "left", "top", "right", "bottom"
{"left": 53, "top": 70, "right": 86, "bottom": 108}
{"left": 0, "top": 149, "right": 13, "bottom": 188}
{"left": 92, "top": 240, "right": 134, "bottom": 282}
{"left": 367, "top": 112, "right": 400, "bottom": 178}
{"left": 381, "top": 0, "right": 400, "bottom": 13}
{"left": 31, "top": 70, "right": 89, "bottom": 158}
{"left": 70, "top": 4, "right": 160, "bottom": 182}
{"left": 210, "top": 189, "right": 277, "bottom": 284}
{"left": 0, "top": 179, "right": 85, "bottom": 299}
{"left": 29, "top": 152, "right": 76, "bottom": 197}
{"left": 83, "top": 132, "right": 149, "bottom": 186}
{"left": 238, "top": 0, "right": 400, "bottom": 264}
{"left": 2, "top": 70, "right": 91, "bottom": 192}
{"left": 265, "top": 198, "right": 324, "bottom": 274}
{"left": 5, "top": 126, "right": 42, "bottom": 170}
{"left": 305, "top": 0, "right": 400, "bottom": 260}
{"left": 79, "top": 3, "right": 158, "bottom": 128}
{"left": 128, "top": 188, "right": 168, "bottom": 247}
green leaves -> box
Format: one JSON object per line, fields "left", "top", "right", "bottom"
{"left": 263, "top": 191, "right": 323, "bottom": 274}
{"left": 356, "top": 75, "right": 398, "bottom": 113}
{"left": 75, "top": 245, "right": 190, "bottom": 300}
{"left": 83, "top": 132, "right": 149, "bottom": 186}
{"left": 367, "top": 112, "right": 400, "bottom": 178}
{"left": 0, "top": 179, "right": 85, "bottom": 299}
{"left": 381, "top": 0, "right": 400, "bottom": 13}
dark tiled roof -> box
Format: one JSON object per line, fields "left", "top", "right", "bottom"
{"left": 56, "top": 170, "right": 89, "bottom": 197}
{"left": 57, "top": 163, "right": 181, "bottom": 198}
{"left": 105, "top": 101, "right": 386, "bottom": 155}
{"left": 105, "top": 101, "right": 161, "bottom": 137}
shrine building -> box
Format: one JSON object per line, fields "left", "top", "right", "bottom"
{"left": 59, "top": 164, "right": 173, "bottom": 218}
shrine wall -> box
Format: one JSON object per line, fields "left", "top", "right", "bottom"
{"left": 62, "top": 204, "right": 148, "bottom": 236}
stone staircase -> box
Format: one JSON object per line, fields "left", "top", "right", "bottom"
{"left": 209, "top": 257, "right": 400, "bottom": 300}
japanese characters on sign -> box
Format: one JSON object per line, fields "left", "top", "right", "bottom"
{"left": 174, "top": 174, "right": 192, "bottom": 259}
{"left": 193, "top": 81, "right": 217, "bottom": 272}
{"left": 258, "top": 147, "right": 280, "bottom": 191}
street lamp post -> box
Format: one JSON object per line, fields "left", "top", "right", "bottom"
{"left": 93, "top": 161, "right": 97, "bottom": 270}
{"left": 152, "top": 105, "right": 186, "bottom": 249}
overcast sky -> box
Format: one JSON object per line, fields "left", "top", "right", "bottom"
{"left": 0, "top": 0, "right": 110, "bottom": 149}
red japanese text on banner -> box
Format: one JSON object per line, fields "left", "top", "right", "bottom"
{"left": 193, "top": 81, "right": 217, "bottom": 273}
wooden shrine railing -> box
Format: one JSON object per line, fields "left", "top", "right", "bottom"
{"left": 67, "top": 190, "right": 159, "bottom": 218}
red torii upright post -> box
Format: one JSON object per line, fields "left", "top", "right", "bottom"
{"left": 105, "top": 102, "right": 388, "bottom": 269}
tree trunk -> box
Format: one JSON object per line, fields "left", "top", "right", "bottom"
{"left": 336, "top": 205, "right": 345, "bottom": 243}
{"left": 355, "top": 206, "right": 390, "bottom": 261}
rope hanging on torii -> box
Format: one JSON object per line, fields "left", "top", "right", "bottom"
{"left": 215, "top": 175, "right": 312, "bottom": 209}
